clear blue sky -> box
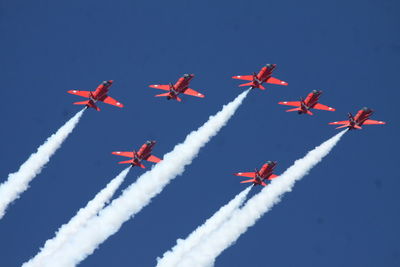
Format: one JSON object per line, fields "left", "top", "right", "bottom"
{"left": 0, "top": 0, "right": 399, "bottom": 266}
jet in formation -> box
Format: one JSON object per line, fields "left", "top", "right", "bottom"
{"left": 232, "top": 64, "right": 288, "bottom": 90}
{"left": 149, "top": 74, "right": 205, "bottom": 102}
{"left": 329, "top": 107, "right": 386, "bottom": 130}
{"left": 278, "top": 90, "right": 335, "bottom": 115}
{"left": 67, "top": 80, "right": 124, "bottom": 111}
{"left": 112, "top": 141, "right": 162, "bottom": 168}
{"left": 234, "top": 161, "right": 279, "bottom": 186}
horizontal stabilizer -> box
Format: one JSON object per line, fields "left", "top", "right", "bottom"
{"left": 73, "top": 100, "right": 90, "bottom": 105}
{"left": 239, "top": 82, "right": 254, "bottom": 87}
{"left": 240, "top": 179, "right": 256, "bottom": 184}
{"left": 74, "top": 101, "right": 100, "bottom": 111}
{"left": 155, "top": 93, "right": 170, "bottom": 97}
{"left": 118, "top": 160, "right": 133, "bottom": 164}
{"left": 239, "top": 82, "right": 265, "bottom": 90}
{"left": 336, "top": 124, "right": 351, "bottom": 129}
{"left": 286, "top": 107, "right": 301, "bottom": 112}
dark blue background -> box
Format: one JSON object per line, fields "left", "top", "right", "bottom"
{"left": 0, "top": 0, "right": 398, "bottom": 266}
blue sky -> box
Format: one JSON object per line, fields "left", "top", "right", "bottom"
{"left": 0, "top": 0, "right": 399, "bottom": 266}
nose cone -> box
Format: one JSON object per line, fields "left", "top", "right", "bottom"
{"left": 313, "top": 90, "right": 322, "bottom": 95}
{"left": 102, "top": 80, "right": 113, "bottom": 85}
{"left": 362, "top": 107, "right": 373, "bottom": 112}
{"left": 147, "top": 140, "right": 156, "bottom": 145}
{"left": 265, "top": 64, "right": 276, "bottom": 68}
{"left": 183, "top": 74, "right": 194, "bottom": 78}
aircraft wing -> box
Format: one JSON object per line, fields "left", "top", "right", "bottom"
{"left": 184, "top": 88, "right": 205, "bottom": 98}
{"left": 234, "top": 172, "right": 255, "bottom": 178}
{"left": 267, "top": 174, "right": 279, "bottom": 180}
{"left": 363, "top": 119, "right": 386, "bottom": 125}
{"left": 112, "top": 151, "right": 134, "bottom": 158}
{"left": 101, "top": 96, "right": 124, "bottom": 107}
{"left": 145, "top": 155, "right": 162, "bottom": 163}
{"left": 278, "top": 101, "right": 301, "bottom": 107}
{"left": 149, "top": 84, "right": 170, "bottom": 91}
{"left": 313, "top": 103, "right": 335, "bottom": 111}
{"left": 67, "top": 90, "right": 91, "bottom": 98}
{"left": 329, "top": 121, "right": 349, "bottom": 125}
{"left": 232, "top": 75, "right": 253, "bottom": 81}
{"left": 267, "top": 77, "right": 288, "bottom": 86}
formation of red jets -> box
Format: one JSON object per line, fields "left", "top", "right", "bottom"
{"left": 67, "top": 64, "right": 386, "bottom": 187}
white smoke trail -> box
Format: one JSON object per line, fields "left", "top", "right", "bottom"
{"left": 22, "top": 167, "right": 130, "bottom": 267}
{"left": 177, "top": 130, "right": 347, "bottom": 267}
{"left": 156, "top": 187, "right": 251, "bottom": 267}
{"left": 0, "top": 109, "right": 85, "bottom": 219}
{"left": 41, "top": 90, "right": 250, "bottom": 267}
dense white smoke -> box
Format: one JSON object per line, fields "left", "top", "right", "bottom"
{"left": 22, "top": 167, "right": 130, "bottom": 267}
{"left": 40, "top": 90, "right": 250, "bottom": 267}
{"left": 156, "top": 187, "right": 251, "bottom": 267}
{"left": 177, "top": 130, "right": 347, "bottom": 267}
{"left": 0, "top": 109, "right": 85, "bottom": 219}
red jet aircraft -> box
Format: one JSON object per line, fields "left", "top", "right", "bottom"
{"left": 67, "top": 80, "right": 124, "bottom": 111}
{"left": 329, "top": 107, "right": 386, "bottom": 130}
{"left": 278, "top": 90, "right": 335, "bottom": 115}
{"left": 232, "top": 64, "right": 288, "bottom": 90}
{"left": 111, "top": 140, "right": 162, "bottom": 168}
{"left": 149, "top": 74, "right": 204, "bottom": 102}
{"left": 234, "top": 161, "right": 279, "bottom": 186}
